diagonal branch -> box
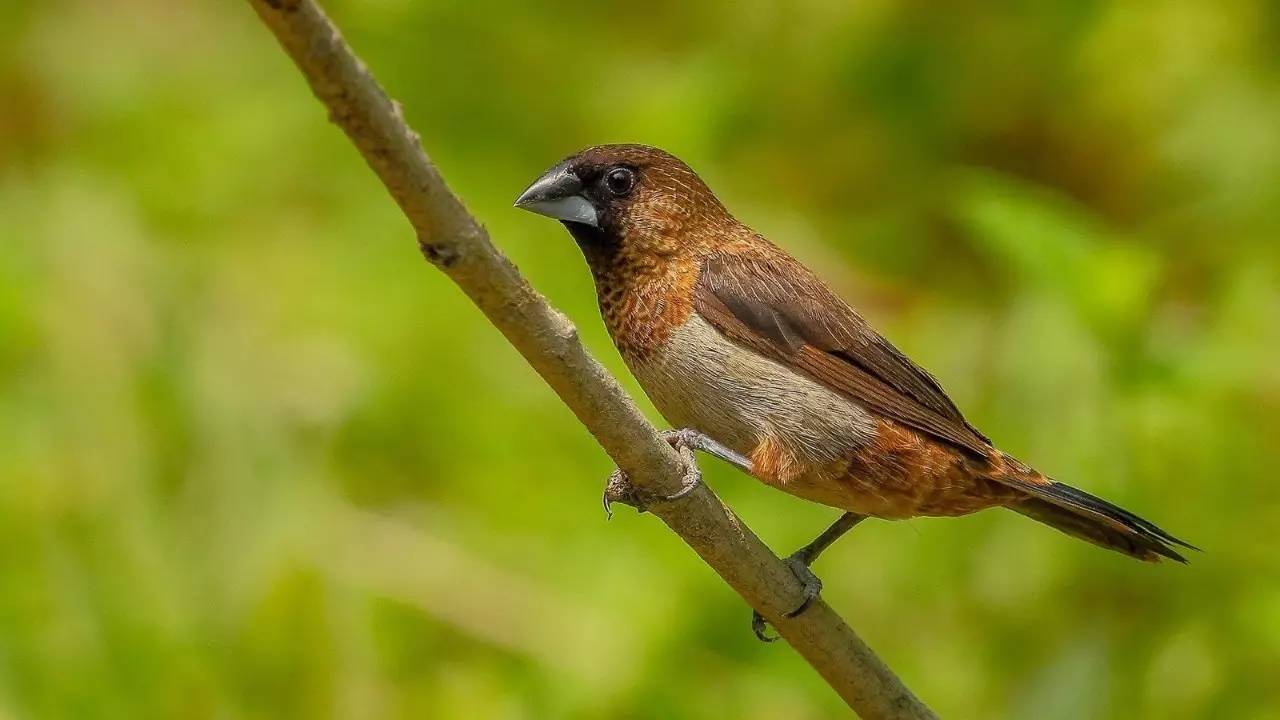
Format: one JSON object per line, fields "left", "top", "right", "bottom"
{"left": 245, "top": 1, "right": 937, "bottom": 717}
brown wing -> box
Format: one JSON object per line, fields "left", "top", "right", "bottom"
{"left": 694, "top": 249, "right": 992, "bottom": 457}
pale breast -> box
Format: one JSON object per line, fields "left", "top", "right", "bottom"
{"left": 626, "top": 312, "right": 876, "bottom": 465}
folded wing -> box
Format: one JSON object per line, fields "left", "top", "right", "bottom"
{"left": 693, "top": 248, "right": 992, "bottom": 457}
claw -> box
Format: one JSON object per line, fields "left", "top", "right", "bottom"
{"left": 752, "top": 610, "right": 779, "bottom": 642}
{"left": 782, "top": 554, "right": 823, "bottom": 618}
{"left": 749, "top": 551, "right": 825, "bottom": 641}
{"left": 601, "top": 445, "right": 701, "bottom": 516}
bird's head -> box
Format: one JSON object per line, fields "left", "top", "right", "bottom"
{"left": 514, "top": 144, "right": 731, "bottom": 270}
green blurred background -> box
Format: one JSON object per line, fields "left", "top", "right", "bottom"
{"left": 1, "top": 1, "right": 1277, "bottom": 718}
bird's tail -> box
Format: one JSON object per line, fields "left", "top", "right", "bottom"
{"left": 995, "top": 454, "right": 1197, "bottom": 563}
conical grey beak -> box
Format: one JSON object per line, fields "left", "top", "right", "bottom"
{"left": 514, "top": 163, "right": 599, "bottom": 227}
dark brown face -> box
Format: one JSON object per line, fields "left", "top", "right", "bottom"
{"left": 514, "top": 144, "right": 729, "bottom": 268}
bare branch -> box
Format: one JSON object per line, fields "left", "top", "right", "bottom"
{"left": 245, "top": 1, "right": 937, "bottom": 717}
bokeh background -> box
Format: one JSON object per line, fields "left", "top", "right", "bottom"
{"left": 1, "top": 1, "right": 1277, "bottom": 718}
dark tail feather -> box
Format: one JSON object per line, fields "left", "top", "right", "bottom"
{"left": 1013, "top": 495, "right": 1188, "bottom": 562}
{"left": 999, "top": 465, "right": 1197, "bottom": 562}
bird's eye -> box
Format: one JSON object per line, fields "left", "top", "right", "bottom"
{"left": 604, "top": 167, "right": 636, "bottom": 196}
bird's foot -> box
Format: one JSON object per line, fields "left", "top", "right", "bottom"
{"left": 750, "top": 552, "right": 824, "bottom": 642}
{"left": 602, "top": 435, "right": 702, "bottom": 518}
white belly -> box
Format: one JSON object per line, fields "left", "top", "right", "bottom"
{"left": 627, "top": 313, "right": 876, "bottom": 464}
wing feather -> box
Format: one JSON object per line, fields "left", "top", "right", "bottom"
{"left": 694, "top": 249, "right": 991, "bottom": 457}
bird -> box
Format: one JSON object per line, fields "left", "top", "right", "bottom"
{"left": 514, "top": 144, "right": 1195, "bottom": 639}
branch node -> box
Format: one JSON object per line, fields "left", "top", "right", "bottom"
{"left": 418, "top": 238, "right": 460, "bottom": 268}
{"left": 553, "top": 318, "right": 579, "bottom": 345}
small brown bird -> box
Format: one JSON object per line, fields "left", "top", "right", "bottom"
{"left": 515, "top": 144, "right": 1193, "bottom": 637}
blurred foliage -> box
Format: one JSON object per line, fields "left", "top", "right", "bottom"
{"left": 0, "top": 1, "right": 1277, "bottom": 718}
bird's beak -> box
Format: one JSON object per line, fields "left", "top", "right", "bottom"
{"left": 513, "top": 163, "right": 599, "bottom": 227}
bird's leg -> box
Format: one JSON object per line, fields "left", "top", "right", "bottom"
{"left": 659, "top": 428, "right": 753, "bottom": 474}
{"left": 752, "top": 512, "right": 866, "bottom": 642}
{"left": 602, "top": 428, "right": 750, "bottom": 517}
